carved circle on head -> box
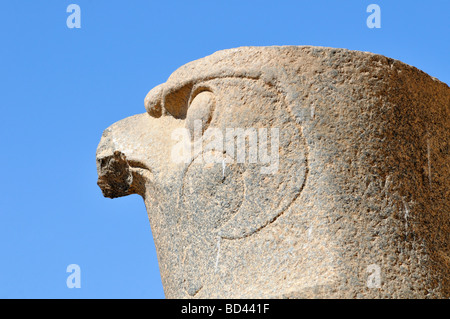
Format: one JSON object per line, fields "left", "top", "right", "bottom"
{"left": 178, "top": 77, "right": 309, "bottom": 240}
{"left": 181, "top": 152, "right": 245, "bottom": 231}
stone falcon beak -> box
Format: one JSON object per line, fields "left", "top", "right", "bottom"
{"left": 96, "top": 117, "right": 152, "bottom": 199}
{"left": 96, "top": 111, "right": 184, "bottom": 200}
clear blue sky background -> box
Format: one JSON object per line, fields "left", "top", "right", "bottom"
{"left": 0, "top": 0, "right": 448, "bottom": 298}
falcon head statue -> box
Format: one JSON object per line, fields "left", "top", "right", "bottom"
{"left": 96, "top": 46, "right": 450, "bottom": 298}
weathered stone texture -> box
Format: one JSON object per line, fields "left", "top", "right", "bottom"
{"left": 97, "top": 46, "right": 449, "bottom": 298}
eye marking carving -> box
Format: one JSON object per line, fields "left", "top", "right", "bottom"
{"left": 185, "top": 90, "right": 215, "bottom": 140}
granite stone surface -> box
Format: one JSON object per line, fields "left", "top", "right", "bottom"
{"left": 97, "top": 46, "right": 449, "bottom": 298}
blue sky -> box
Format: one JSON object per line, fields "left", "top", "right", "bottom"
{"left": 0, "top": 0, "right": 448, "bottom": 298}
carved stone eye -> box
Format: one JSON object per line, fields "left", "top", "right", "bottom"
{"left": 185, "top": 91, "right": 215, "bottom": 139}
